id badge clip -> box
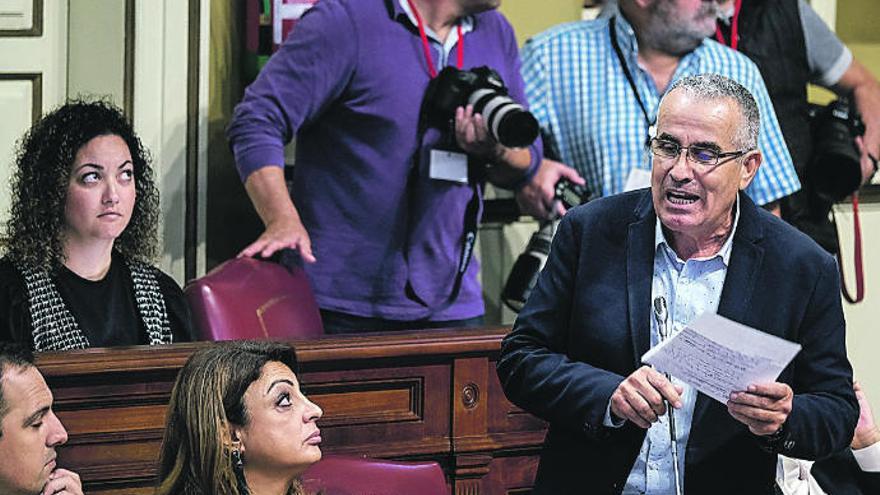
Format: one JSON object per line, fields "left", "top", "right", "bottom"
{"left": 428, "top": 148, "right": 469, "bottom": 184}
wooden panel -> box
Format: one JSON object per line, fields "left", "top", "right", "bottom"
{"left": 453, "top": 358, "right": 490, "bottom": 440}
{"left": 302, "top": 365, "right": 451, "bottom": 459}
{"left": 36, "top": 326, "right": 547, "bottom": 495}
{"left": 307, "top": 378, "right": 424, "bottom": 426}
{"left": 487, "top": 358, "right": 547, "bottom": 445}
{"left": 484, "top": 454, "right": 541, "bottom": 495}
{"left": 60, "top": 404, "right": 168, "bottom": 435}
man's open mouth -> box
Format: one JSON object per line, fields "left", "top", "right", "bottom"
{"left": 666, "top": 191, "right": 700, "bottom": 205}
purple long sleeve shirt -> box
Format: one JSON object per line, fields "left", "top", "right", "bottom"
{"left": 227, "top": 0, "right": 541, "bottom": 321}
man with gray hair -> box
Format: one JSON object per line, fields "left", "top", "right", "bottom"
{"left": 498, "top": 74, "right": 858, "bottom": 494}
{"left": 0, "top": 343, "right": 81, "bottom": 495}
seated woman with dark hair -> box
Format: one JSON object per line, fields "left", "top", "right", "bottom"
{"left": 156, "top": 340, "right": 323, "bottom": 495}
{"left": 0, "top": 100, "right": 191, "bottom": 350}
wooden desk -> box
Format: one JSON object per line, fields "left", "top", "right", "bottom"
{"left": 36, "top": 327, "right": 547, "bottom": 494}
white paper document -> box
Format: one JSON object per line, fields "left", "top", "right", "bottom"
{"left": 642, "top": 312, "right": 801, "bottom": 404}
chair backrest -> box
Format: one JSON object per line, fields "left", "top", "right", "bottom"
{"left": 184, "top": 257, "right": 323, "bottom": 340}
{"left": 301, "top": 455, "right": 448, "bottom": 495}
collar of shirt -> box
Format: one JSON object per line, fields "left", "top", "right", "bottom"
{"left": 654, "top": 194, "right": 741, "bottom": 267}
{"left": 395, "top": 0, "right": 474, "bottom": 66}
{"left": 612, "top": 11, "right": 639, "bottom": 54}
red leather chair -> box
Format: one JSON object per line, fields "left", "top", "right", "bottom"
{"left": 184, "top": 257, "right": 323, "bottom": 340}
{"left": 301, "top": 455, "right": 448, "bottom": 495}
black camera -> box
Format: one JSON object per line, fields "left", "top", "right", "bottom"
{"left": 500, "top": 221, "right": 554, "bottom": 313}
{"left": 806, "top": 96, "right": 865, "bottom": 203}
{"left": 501, "top": 179, "right": 589, "bottom": 313}
{"left": 421, "top": 66, "right": 540, "bottom": 148}
{"left": 555, "top": 178, "right": 589, "bottom": 211}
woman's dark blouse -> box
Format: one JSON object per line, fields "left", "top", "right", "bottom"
{"left": 0, "top": 255, "right": 192, "bottom": 348}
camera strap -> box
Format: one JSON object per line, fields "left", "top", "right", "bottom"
{"left": 406, "top": 0, "right": 464, "bottom": 79}
{"left": 403, "top": 175, "right": 481, "bottom": 314}
{"left": 448, "top": 181, "right": 481, "bottom": 309}
{"left": 714, "top": 0, "right": 742, "bottom": 50}
{"left": 405, "top": 1, "right": 478, "bottom": 312}
{"left": 609, "top": 17, "right": 655, "bottom": 139}
{"left": 836, "top": 195, "right": 866, "bottom": 303}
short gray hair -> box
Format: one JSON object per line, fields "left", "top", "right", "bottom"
{"left": 660, "top": 73, "right": 760, "bottom": 150}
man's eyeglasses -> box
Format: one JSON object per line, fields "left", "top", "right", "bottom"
{"left": 649, "top": 137, "right": 751, "bottom": 167}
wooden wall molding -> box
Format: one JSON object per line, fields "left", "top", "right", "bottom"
{"left": 306, "top": 376, "right": 424, "bottom": 427}
{"left": 0, "top": 0, "right": 43, "bottom": 37}
{"left": 0, "top": 72, "right": 42, "bottom": 123}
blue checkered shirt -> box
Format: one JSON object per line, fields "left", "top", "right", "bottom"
{"left": 521, "top": 13, "right": 800, "bottom": 206}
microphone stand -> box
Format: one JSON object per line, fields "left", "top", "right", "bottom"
{"left": 653, "top": 296, "right": 682, "bottom": 495}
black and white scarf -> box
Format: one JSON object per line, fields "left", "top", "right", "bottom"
{"left": 20, "top": 259, "right": 173, "bottom": 351}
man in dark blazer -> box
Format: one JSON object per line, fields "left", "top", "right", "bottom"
{"left": 497, "top": 74, "right": 859, "bottom": 495}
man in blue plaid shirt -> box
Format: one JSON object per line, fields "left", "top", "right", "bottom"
{"left": 516, "top": 0, "right": 800, "bottom": 220}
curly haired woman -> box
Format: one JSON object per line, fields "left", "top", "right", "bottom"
{"left": 0, "top": 100, "right": 191, "bottom": 350}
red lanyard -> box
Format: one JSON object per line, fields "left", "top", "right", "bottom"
{"left": 715, "top": 0, "right": 742, "bottom": 50}
{"left": 406, "top": 0, "right": 464, "bottom": 78}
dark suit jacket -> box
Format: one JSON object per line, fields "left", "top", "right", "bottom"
{"left": 497, "top": 190, "right": 859, "bottom": 495}
{"left": 812, "top": 448, "right": 880, "bottom": 494}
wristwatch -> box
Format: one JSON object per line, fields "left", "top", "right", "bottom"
{"left": 759, "top": 423, "right": 793, "bottom": 454}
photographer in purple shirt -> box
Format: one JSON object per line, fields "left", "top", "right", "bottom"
{"left": 228, "top": 0, "right": 547, "bottom": 333}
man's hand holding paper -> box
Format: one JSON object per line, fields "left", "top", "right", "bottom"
{"left": 642, "top": 312, "right": 801, "bottom": 435}
{"left": 610, "top": 365, "right": 684, "bottom": 429}
{"left": 728, "top": 382, "right": 794, "bottom": 436}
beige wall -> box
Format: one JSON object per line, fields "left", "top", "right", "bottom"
{"left": 67, "top": 0, "right": 126, "bottom": 105}
{"left": 835, "top": 202, "right": 880, "bottom": 405}
{"left": 831, "top": 43, "right": 880, "bottom": 400}
{"left": 499, "top": 0, "right": 583, "bottom": 45}
{"left": 836, "top": 0, "right": 880, "bottom": 44}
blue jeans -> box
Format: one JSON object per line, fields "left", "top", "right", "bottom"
{"left": 320, "top": 309, "right": 485, "bottom": 335}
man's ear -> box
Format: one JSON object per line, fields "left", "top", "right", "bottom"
{"left": 739, "top": 150, "right": 762, "bottom": 190}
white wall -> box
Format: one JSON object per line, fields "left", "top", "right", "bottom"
{"left": 133, "top": 0, "right": 191, "bottom": 283}
{"left": 67, "top": 0, "right": 125, "bottom": 104}
{"left": 834, "top": 203, "right": 880, "bottom": 406}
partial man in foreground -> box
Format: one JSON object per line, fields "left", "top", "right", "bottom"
{"left": 0, "top": 343, "right": 81, "bottom": 495}
{"left": 497, "top": 74, "right": 857, "bottom": 494}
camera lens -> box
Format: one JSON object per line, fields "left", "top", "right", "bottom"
{"left": 501, "top": 222, "right": 555, "bottom": 312}
{"left": 468, "top": 89, "right": 540, "bottom": 148}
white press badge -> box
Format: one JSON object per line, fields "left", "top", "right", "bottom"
{"left": 429, "top": 149, "right": 469, "bottom": 184}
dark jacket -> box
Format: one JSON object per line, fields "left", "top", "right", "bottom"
{"left": 497, "top": 189, "right": 859, "bottom": 494}
{"left": 813, "top": 448, "right": 880, "bottom": 495}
